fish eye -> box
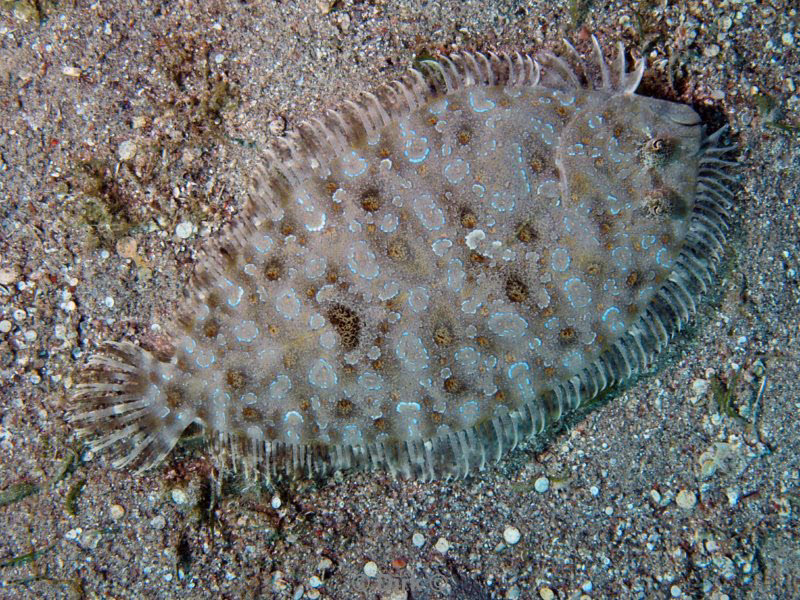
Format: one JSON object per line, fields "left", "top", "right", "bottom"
{"left": 642, "top": 136, "right": 677, "bottom": 167}
{"left": 645, "top": 136, "right": 676, "bottom": 156}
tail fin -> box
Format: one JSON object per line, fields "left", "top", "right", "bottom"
{"left": 70, "top": 341, "right": 196, "bottom": 473}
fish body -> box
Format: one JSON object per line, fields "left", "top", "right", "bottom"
{"left": 72, "top": 39, "right": 735, "bottom": 482}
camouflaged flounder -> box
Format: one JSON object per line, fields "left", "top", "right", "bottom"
{"left": 71, "top": 38, "right": 736, "bottom": 482}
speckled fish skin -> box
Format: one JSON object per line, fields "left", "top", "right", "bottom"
{"left": 71, "top": 39, "right": 735, "bottom": 481}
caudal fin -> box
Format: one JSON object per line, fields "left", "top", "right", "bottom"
{"left": 70, "top": 341, "right": 196, "bottom": 472}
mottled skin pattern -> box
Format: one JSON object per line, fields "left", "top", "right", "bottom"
{"left": 72, "top": 42, "right": 734, "bottom": 480}
{"left": 175, "top": 86, "right": 699, "bottom": 442}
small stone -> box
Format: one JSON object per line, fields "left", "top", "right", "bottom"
{"left": 782, "top": 32, "right": 794, "bottom": 47}
{"left": 676, "top": 489, "right": 697, "bottom": 510}
{"left": 719, "top": 15, "right": 732, "bottom": 31}
{"left": 335, "top": 11, "right": 351, "bottom": 32}
{"left": 317, "top": 557, "right": 333, "bottom": 572}
{"left": 269, "top": 116, "right": 286, "bottom": 136}
{"left": 703, "top": 44, "right": 720, "bottom": 58}
{"left": 62, "top": 65, "right": 82, "bottom": 78}
{"left": 503, "top": 525, "right": 521, "bottom": 545}
{"left": 81, "top": 529, "right": 102, "bottom": 550}
{"left": 182, "top": 148, "right": 197, "bottom": 164}
{"left": 539, "top": 586, "right": 555, "bottom": 600}
{"left": 671, "top": 584, "right": 682, "bottom": 597}
{"left": 116, "top": 236, "right": 138, "bottom": 259}
{"left": 590, "top": 485, "right": 600, "bottom": 496}
{"left": 132, "top": 116, "right": 148, "bottom": 129}
{"left": 534, "top": 476, "right": 550, "bottom": 493}
{"left": 308, "top": 575, "right": 322, "bottom": 588}
{"left": 691, "top": 378, "right": 709, "bottom": 397}
{"left": 317, "top": 0, "right": 336, "bottom": 14}
{"left": 0, "top": 320, "right": 12, "bottom": 334}
{"left": 13, "top": 309, "right": 26, "bottom": 322}
{"left": 412, "top": 532, "right": 425, "bottom": 547}
{"left": 506, "top": 585, "right": 521, "bottom": 600}
{"left": 109, "top": 504, "right": 125, "bottom": 520}
{"left": 271, "top": 571, "right": 289, "bottom": 592}
{"left": 175, "top": 221, "right": 194, "bottom": 239}
{"left": 363, "top": 561, "right": 378, "bottom": 578}
{"left": 171, "top": 488, "right": 188, "bottom": 504}
{"left": 0, "top": 267, "right": 18, "bottom": 285}
{"left": 150, "top": 515, "right": 166, "bottom": 530}
{"left": 118, "top": 140, "right": 137, "bottom": 161}
{"left": 650, "top": 489, "right": 662, "bottom": 504}
{"left": 271, "top": 494, "right": 282, "bottom": 509}
{"left": 434, "top": 537, "right": 450, "bottom": 554}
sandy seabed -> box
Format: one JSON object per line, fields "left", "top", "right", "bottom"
{"left": 0, "top": 1, "right": 798, "bottom": 599}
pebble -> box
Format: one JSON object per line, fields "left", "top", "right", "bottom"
{"left": 116, "top": 237, "right": 138, "bottom": 259}
{"left": 412, "top": 532, "right": 425, "bottom": 547}
{"left": 317, "top": 0, "right": 336, "bottom": 14}
{"left": 109, "top": 504, "right": 125, "bottom": 520}
{"left": 170, "top": 488, "right": 188, "bottom": 504}
{"left": 271, "top": 494, "right": 282, "bottom": 509}
{"left": 671, "top": 584, "right": 682, "bottom": 597}
{"left": 269, "top": 116, "right": 286, "bottom": 136}
{"left": 691, "top": 378, "right": 709, "bottom": 397}
{"left": 782, "top": 32, "right": 794, "bottom": 47}
{"left": 434, "top": 537, "right": 451, "bottom": 554}
{"left": 676, "top": 489, "right": 697, "bottom": 510}
{"left": 506, "top": 585, "right": 521, "bottom": 599}
{"left": 308, "top": 575, "right": 322, "bottom": 588}
{"left": 175, "top": 221, "right": 194, "bottom": 239}
{"left": 363, "top": 561, "right": 378, "bottom": 578}
{"left": 271, "top": 571, "right": 289, "bottom": 592}
{"left": 0, "top": 267, "right": 18, "bottom": 285}
{"left": 534, "top": 476, "right": 550, "bottom": 493}
{"left": 539, "top": 586, "right": 555, "bottom": 600}
{"left": 150, "top": 515, "right": 166, "bottom": 530}
{"left": 118, "top": 140, "right": 137, "bottom": 161}
{"left": 503, "top": 526, "right": 521, "bottom": 545}
{"left": 0, "top": 320, "right": 11, "bottom": 334}
{"left": 62, "top": 65, "right": 82, "bottom": 78}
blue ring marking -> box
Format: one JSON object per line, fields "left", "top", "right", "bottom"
{"left": 469, "top": 90, "right": 496, "bottom": 113}
{"left": 342, "top": 151, "right": 368, "bottom": 177}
